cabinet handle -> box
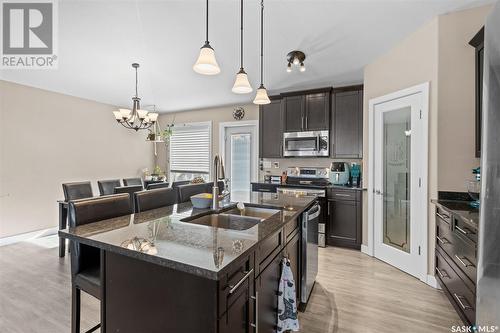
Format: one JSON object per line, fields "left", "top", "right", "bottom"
{"left": 455, "top": 255, "right": 474, "bottom": 268}
{"left": 335, "top": 193, "right": 351, "bottom": 197}
{"left": 305, "top": 116, "right": 308, "bottom": 129}
{"left": 453, "top": 293, "right": 473, "bottom": 310}
{"left": 259, "top": 188, "right": 271, "bottom": 192}
{"left": 436, "top": 212, "right": 450, "bottom": 222}
{"left": 455, "top": 225, "right": 471, "bottom": 235}
{"left": 301, "top": 116, "right": 304, "bottom": 130}
{"left": 250, "top": 292, "right": 259, "bottom": 332}
{"left": 229, "top": 269, "right": 254, "bottom": 294}
{"left": 435, "top": 267, "right": 449, "bottom": 279}
{"left": 436, "top": 236, "right": 450, "bottom": 245}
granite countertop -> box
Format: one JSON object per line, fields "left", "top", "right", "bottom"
{"left": 59, "top": 191, "right": 316, "bottom": 280}
{"left": 251, "top": 181, "right": 366, "bottom": 191}
{"left": 431, "top": 199, "right": 479, "bottom": 230}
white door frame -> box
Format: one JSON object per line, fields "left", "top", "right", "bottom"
{"left": 219, "top": 120, "right": 259, "bottom": 182}
{"left": 367, "top": 82, "right": 429, "bottom": 284}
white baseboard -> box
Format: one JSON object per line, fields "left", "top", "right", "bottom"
{"left": 0, "top": 227, "right": 59, "bottom": 247}
{"left": 426, "top": 274, "right": 441, "bottom": 289}
{"left": 361, "top": 244, "right": 373, "bottom": 256}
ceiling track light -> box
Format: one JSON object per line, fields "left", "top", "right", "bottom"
{"left": 286, "top": 50, "right": 306, "bottom": 73}
{"left": 232, "top": 0, "right": 252, "bottom": 94}
{"left": 253, "top": 0, "right": 271, "bottom": 105}
{"left": 113, "top": 63, "right": 158, "bottom": 131}
{"left": 193, "top": 0, "right": 221, "bottom": 75}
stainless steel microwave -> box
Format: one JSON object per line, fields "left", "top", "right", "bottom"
{"left": 283, "top": 131, "right": 329, "bottom": 157}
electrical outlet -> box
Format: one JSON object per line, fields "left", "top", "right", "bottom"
{"left": 273, "top": 162, "right": 279, "bottom": 168}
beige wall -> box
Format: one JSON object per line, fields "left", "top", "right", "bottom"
{"left": 0, "top": 81, "right": 154, "bottom": 238}
{"left": 362, "top": 5, "right": 491, "bottom": 275}
{"left": 363, "top": 17, "right": 439, "bottom": 273}
{"left": 156, "top": 104, "right": 259, "bottom": 174}
{"left": 437, "top": 6, "right": 487, "bottom": 190}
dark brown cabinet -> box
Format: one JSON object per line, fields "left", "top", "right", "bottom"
{"left": 282, "top": 89, "right": 331, "bottom": 132}
{"left": 259, "top": 97, "right": 283, "bottom": 158}
{"left": 327, "top": 188, "right": 362, "bottom": 249}
{"left": 331, "top": 87, "right": 363, "bottom": 158}
{"left": 285, "top": 232, "right": 300, "bottom": 302}
{"left": 283, "top": 95, "right": 304, "bottom": 132}
{"left": 219, "top": 278, "right": 254, "bottom": 333}
{"left": 255, "top": 251, "right": 282, "bottom": 333}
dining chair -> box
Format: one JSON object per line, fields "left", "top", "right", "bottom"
{"left": 171, "top": 180, "right": 190, "bottom": 203}
{"left": 146, "top": 182, "right": 170, "bottom": 190}
{"left": 114, "top": 185, "right": 143, "bottom": 212}
{"left": 62, "top": 181, "right": 93, "bottom": 201}
{"left": 135, "top": 188, "right": 177, "bottom": 212}
{"left": 97, "top": 179, "right": 121, "bottom": 196}
{"left": 122, "top": 177, "right": 143, "bottom": 188}
{"left": 177, "top": 183, "right": 210, "bottom": 203}
{"left": 68, "top": 193, "right": 131, "bottom": 333}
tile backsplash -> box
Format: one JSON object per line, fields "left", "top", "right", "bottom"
{"left": 259, "top": 158, "right": 363, "bottom": 181}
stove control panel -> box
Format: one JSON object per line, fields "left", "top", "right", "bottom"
{"left": 286, "top": 167, "right": 330, "bottom": 179}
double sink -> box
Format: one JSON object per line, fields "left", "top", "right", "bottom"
{"left": 180, "top": 206, "right": 280, "bottom": 231}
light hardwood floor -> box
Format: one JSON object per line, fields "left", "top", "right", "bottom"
{"left": 0, "top": 238, "right": 461, "bottom": 333}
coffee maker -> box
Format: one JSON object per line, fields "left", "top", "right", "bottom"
{"left": 329, "top": 162, "right": 350, "bottom": 185}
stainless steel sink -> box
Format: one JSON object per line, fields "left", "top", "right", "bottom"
{"left": 180, "top": 207, "right": 280, "bottom": 231}
{"left": 180, "top": 214, "right": 261, "bottom": 231}
{"left": 222, "top": 207, "right": 281, "bottom": 220}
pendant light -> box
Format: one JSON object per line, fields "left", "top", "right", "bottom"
{"left": 253, "top": 0, "right": 271, "bottom": 105}
{"left": 231, "top": 0, "right": 252, "bottom": 94}
{"left": 193, "top": 0, "right": 220, "bottom": 75}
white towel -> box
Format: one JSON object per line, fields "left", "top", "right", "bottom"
{"left": 277, "top": 258, "right": 300, "bottom": 332}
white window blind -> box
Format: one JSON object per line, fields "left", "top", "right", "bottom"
{"left": 169, "top": 123, "right": 211, "bottom": 174}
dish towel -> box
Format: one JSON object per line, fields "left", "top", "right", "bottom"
{"left": 277, "top": 258, "right": 300, "bottom": 332}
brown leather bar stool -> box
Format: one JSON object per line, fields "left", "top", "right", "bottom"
{"left": 68, "top": 193, "right": 131, "bottom": 333}
{"left": 177, "top": 183, "right": 210, "bottom": 203}
{"left": 114, "top": 185, "right": 143, "bottom": 213}
{"left": 97, "top": 179, "right": 121, "bottom": 196}
{"left": 146, "top": 182, "right": 170, "bottom": 190}
{"left": 134, "top": 187, "right": 177, "bottom": 212}
{"left": 122, "top": 177, "right": 143, "bottom": 188}
{"left": 171, "top": 180, "right": 190, "bottom": 203}
{"left": 60, "top": 182, "right": 94, "bottom": 257}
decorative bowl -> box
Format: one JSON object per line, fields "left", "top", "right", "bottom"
{"left": 190, "top": 193, "right": 213, "bottom": 209}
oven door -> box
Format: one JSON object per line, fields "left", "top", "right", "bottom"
{"left": 283, "top": 131, "right": 327, "bottom": 157}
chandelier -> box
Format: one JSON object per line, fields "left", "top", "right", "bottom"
{"left": 113, "top": 63, "right": 158, "bottom": 131}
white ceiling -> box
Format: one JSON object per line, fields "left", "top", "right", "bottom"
{"left": 0, "top": 0, "right": 493, "bottom": 112}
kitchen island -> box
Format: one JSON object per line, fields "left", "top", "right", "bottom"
{"left": 59, "top": 191, "right": 316, "bottom": 333}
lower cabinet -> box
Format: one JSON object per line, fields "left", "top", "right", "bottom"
{"left": 219, "top": 277, "right": 254, "bottom": 333}
{"left": 255, "top": 252, "right": 283, "bottom": 333}
{"left": 327, "top": 189, "right": 362, "bottom": 249}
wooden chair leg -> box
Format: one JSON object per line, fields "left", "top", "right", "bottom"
{"left": 71, "top": 286, "right": 81, "bottom": 333}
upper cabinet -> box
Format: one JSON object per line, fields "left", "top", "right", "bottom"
{"left": 283, "top": 95, "right": 304, "bottom": 132}
{"left": 259, "top": 97, "right": 283, "bottom": 158}
{"left": 469, "top": 27, "right": 484, "bottom": 158}
{"left": 331, "top": 86, "right": 364, "bottom": 159}
{"left": 282, "top": 89, "right": 331, "bottom": 132}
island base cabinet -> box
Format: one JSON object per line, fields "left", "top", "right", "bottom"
{"left": 255, "top": 252, "right": 282, "bottom": 333}
{"left": 219, "top": 278, "right": 255, "bottom": 333}
{"left": 104, "top": 251, "right": 218, "bottom": 333}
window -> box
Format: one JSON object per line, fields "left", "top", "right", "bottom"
{"left": 169, "top": 122, "right": 211, "bottom": 182}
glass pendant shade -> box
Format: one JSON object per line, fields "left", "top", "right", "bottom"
{"left": 148, "top": 113, "right": 159, "bottom": 122}
{"left": 193, "top": 43, "right": 221, "bottom": 75}
{"left": 232, "top": 70, "right": 252, "bottom": 94}
{"left": 253, "top": 85, "right": 271, "bottom": 105}
{"left": 113, "top": 111, "right": 123, "bottom": 120}
{"left": 119, "top": 108, "right": 132, "bottom": 118}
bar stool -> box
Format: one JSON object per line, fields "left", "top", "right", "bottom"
{"left": 68, "top": 193, "right": 131, "bottom": 333}
{"left": 97, "top": 179, "right": 121, "bottom": 196}
{"left": 135, "top": 187, "right": 176, "bottom": 212}
{"left": 114, "top": 185, "right": 143, "bottom": 212}
{"left": 122, "top": 177, "right": 143, "bottom": 188}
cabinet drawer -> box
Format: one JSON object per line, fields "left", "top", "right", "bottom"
{"left": 284, "top": 217, "right": 299, "bottom": 242}
{"left": 218, "top": 252, "right": 254, "bottom": 317}
{"left": 454, "top": 216, "right": 478, "bottom": 245}
{"left": 436, "top": 249, "right": 476, "bottom": 325}
{"left": 251, "top": 183, "right": 278, "bottom": 193}
{"left": 450, "top": 227, "right": 477, "bottom": 284}
{"left": 256, "top": 229, "right": 283, "bottom": 275}
{"left": 327, "top": 189, "right": 360, "bottom": 201}
{"left": 436, "top": 214, "right": 454, "bottom": 253}
{"left": 436, "top": 207, "right": 452, "bottom": 225}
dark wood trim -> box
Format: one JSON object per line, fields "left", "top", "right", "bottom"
{"left": 468, "top": 27, "right": 484, "bottom": 47}
{"left": 469, "top": 26, "right": 484, "bottom": 158}
{"left": 332, "top": 84, "right": 364, "bottom": 93}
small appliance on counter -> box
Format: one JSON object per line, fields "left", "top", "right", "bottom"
{"left": 350, "top": 163, "right": 361, "bottom": 187}
{"left": 264, "top": 174, "right": 282, "bottom": 184}
{"left": 329, "top": 162, "right": 350, "bottom": 185}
